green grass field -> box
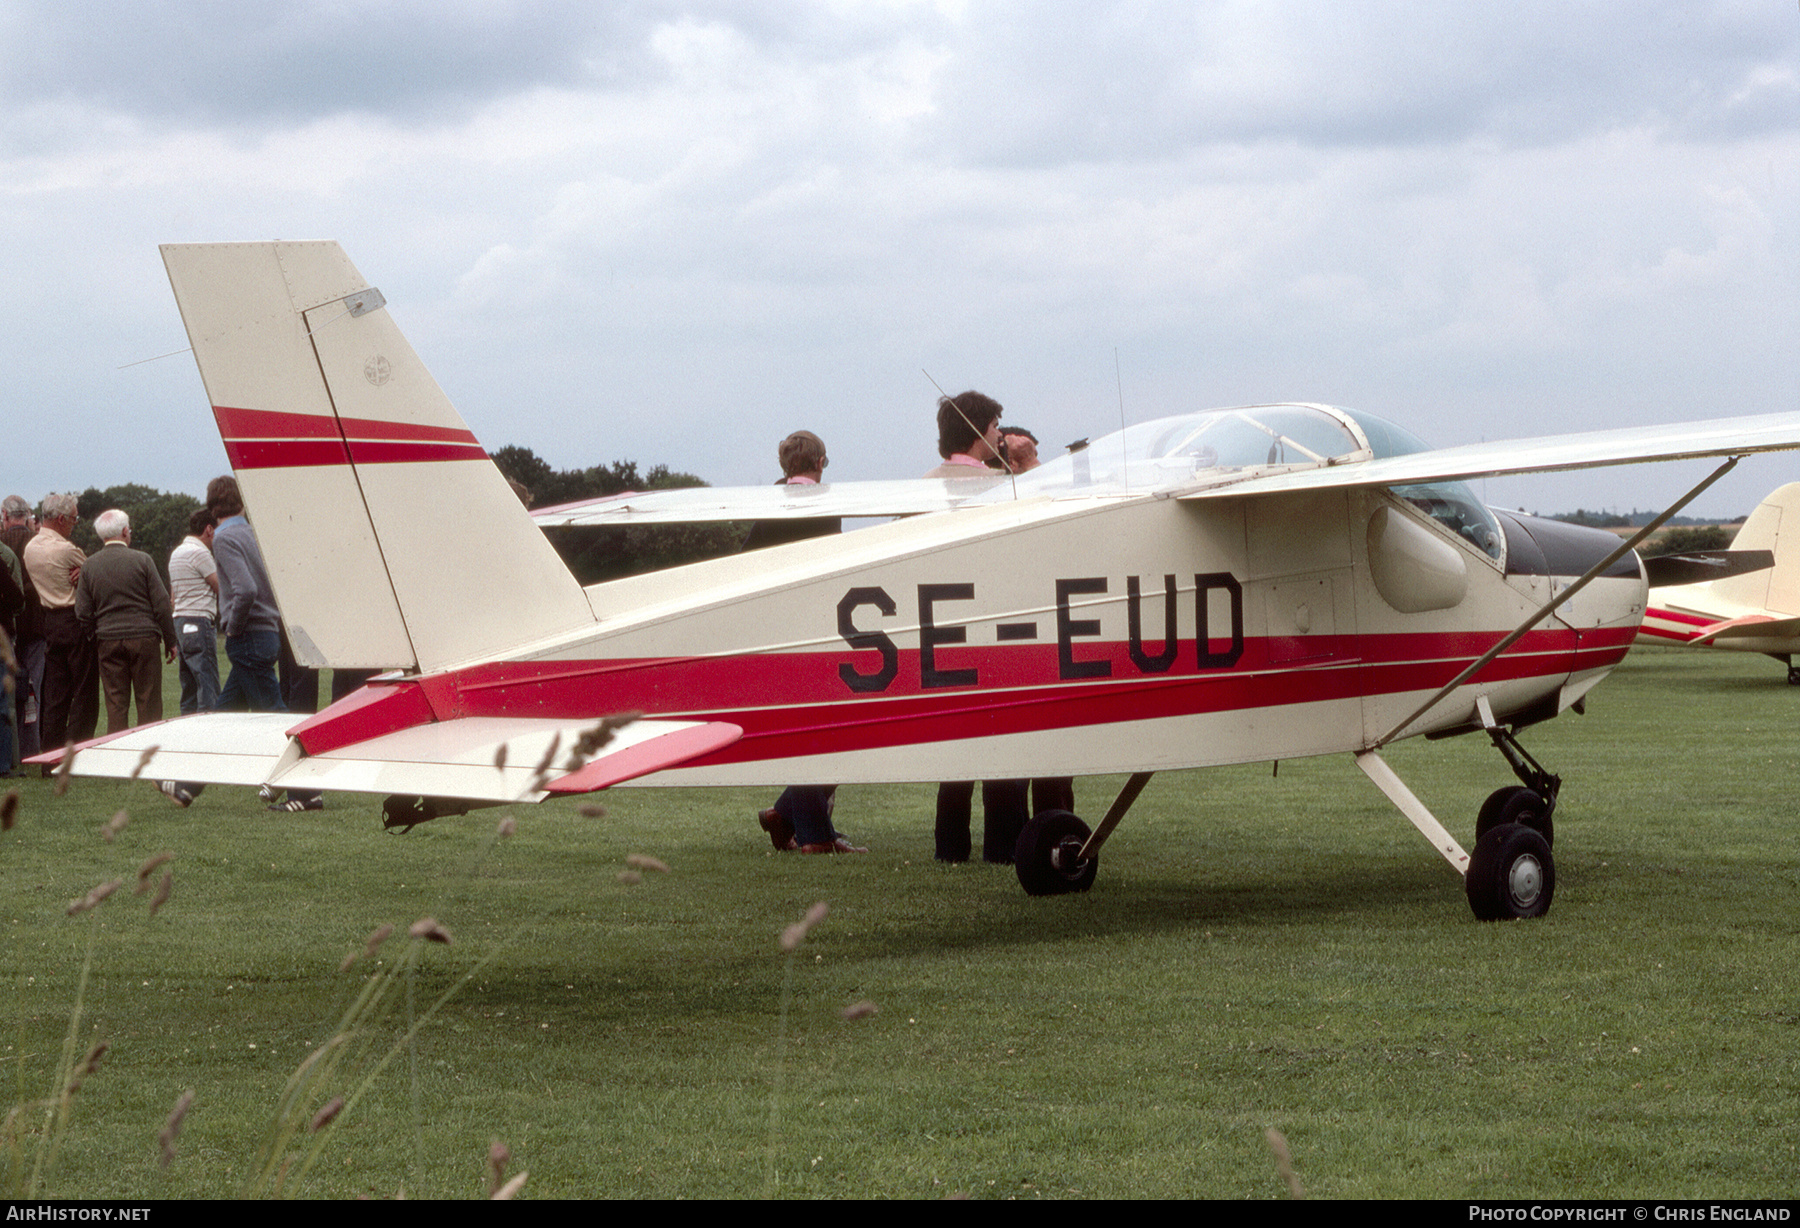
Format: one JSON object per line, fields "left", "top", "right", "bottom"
{"left": 2, "top": 648, "right": 1795, "bottom": 1199}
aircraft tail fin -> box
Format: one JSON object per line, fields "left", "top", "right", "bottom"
{"left": 1706, "top": 482, "right": 1800, "bottom": 616}
{"left": 160, "top": 242, "right": 595, "bottom": 674}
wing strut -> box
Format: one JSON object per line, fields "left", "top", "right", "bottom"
{"left": 1376, "top": 455, "right": 1742, "bottom": 747}
{"left": 1354, "top": 751, "right": 1470, "bottom": 874}
{"left": 1076, "top": 771, "right": 1155, "bottom": 860}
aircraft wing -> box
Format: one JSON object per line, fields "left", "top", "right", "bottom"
{"left": 533, "top": 477, "right": 1009, "bottom": 526}
{"left": 1173, "top": 411, "right": 1800, "bottom": 498}
{"left": 34, "top": 712, "right": 743, "bottom": 802}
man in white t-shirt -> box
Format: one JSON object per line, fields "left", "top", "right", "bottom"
{"left": 168, "top": 507, "right": 220, "bottom": 715}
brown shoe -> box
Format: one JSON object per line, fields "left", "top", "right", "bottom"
{"left": 758, "top": 808, "right": 797, "bottom": 851}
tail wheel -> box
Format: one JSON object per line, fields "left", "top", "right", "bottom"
{"left": 1476, "top": 786, "right": 1554, "bottom": 848}
{"left": 1466, "top": 822, "right": 1555, "bottom": 920}
{"left": 1014, "top": 810, "right": 1097, "bottom": 896}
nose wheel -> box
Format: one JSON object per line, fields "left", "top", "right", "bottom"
{"left": 1015, "top": 810, "right": 1098, "bottom": 896}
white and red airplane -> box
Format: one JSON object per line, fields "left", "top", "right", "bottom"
{"left": 1637, "top": 483, "right": 1800, "bottom": 682}
{"left": 36, "top": 241, "right": 1800, "bottom": 921}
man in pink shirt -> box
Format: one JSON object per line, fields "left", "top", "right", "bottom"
{"left": 922, "top": 391, "right": 1007, "bottom": 478}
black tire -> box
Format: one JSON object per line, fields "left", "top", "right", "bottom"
{"left": 1475, "top": 786, "right": 1553, "bottom": 848}
{"left": 1465, "top": 822, "right": 1555, "bottom": 921}
{"left": 1014, "top": 810, "right": 1097, "bottom": 896}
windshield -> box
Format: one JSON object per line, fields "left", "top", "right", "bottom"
{"left": 997, "top": 405, "right": 1369, "bottom": 498}
{"left": 982, "top": 402, "right": 1505, "bottom": 564}
{"left": 1339, "top": 407, "right": 1503, "bottom": 562}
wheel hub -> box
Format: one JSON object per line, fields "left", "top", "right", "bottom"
{"left": 1507, "top": 854, "right": 1543, "bottom": 908}
{"left": 1050, "top": 837, "right": 1089, "bottom": 878}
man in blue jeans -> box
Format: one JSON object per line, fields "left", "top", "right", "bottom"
{"left": 168, "top": 508, "right": 220, "bottom": 715}
{"left": 162, "top": 476, "right": 322, "bottom": 813}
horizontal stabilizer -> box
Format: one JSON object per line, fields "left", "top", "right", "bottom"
{"left": 1691, "top": 614, "right": 1800, "bottom": 645}
{"left": 31, "top": 714, "right": 743, "bottom": 803}
{"left": 1644, "top": 550, "right": 1774, "bottom": 588}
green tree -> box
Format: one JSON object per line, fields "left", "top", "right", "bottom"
{"left": 1643, "top": 525, "right": 1736, "bottom": 557}
{"left": 73, "top": 484, "right": 203, "bottom": 587}
{"left": 491, "top": 446, "right": 744, "bottom": 584}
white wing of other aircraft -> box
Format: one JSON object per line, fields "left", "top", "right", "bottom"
{"left": 35, "top": 240, "right": 1800, "bottom": 924}
{"left": 1638, "top": 482, "right": 1800, "bottom": 681}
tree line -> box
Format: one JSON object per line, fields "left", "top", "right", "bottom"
{"left": 59, "top": 447, "right": 745, "bottom": 589}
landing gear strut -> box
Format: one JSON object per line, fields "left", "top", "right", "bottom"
{"left": 1467, "top": 701, "right": 1559, "bottom": 918}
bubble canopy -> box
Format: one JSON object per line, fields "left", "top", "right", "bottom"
{"left": 987, "top": 403, "right": 1504, "bottom": 561}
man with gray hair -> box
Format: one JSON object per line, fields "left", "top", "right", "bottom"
{"left": 25, "top": 493, "right": 97, "bottom": 752}
{"left": 75, "top": 509, "right": 177, "bottom": 734}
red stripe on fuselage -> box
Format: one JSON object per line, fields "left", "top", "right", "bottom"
{"left": 301, "top": 625, "right": 1634, "bottom": 771}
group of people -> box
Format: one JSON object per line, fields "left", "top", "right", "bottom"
{"left": 0, "top": 478, "right": 326, "bottom": 813}
{"left": 752, "top": 390, "right": 1072, "bottom": 863}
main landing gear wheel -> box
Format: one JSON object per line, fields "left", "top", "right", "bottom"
{"left": 1465, "top": 822, "right": 1555, "bottom": 920}
{"left": 1014, "top": 810, "right": 1097, "bottom": 896}
{"left": 1475, "top": 786, "right": 1554, "bottom": 848}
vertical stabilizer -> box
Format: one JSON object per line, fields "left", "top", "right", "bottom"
{"left": 161, "top": 241, "right": 596, "bottom": 673}
{"left": 1709, "top": 482, "right": 1800, "bottom": 616}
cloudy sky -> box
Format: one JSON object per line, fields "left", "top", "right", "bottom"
{"left": 5, "top": 0, "right": 1797, "bottom": 518}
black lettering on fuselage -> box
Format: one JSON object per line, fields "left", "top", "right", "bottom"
{"left": 918, "top": 583, "right": 977, "bottom": 688}
{"left": 1126, "top": 574, "right": 1179, "bottom": 673}
{"left": 834, "top": 572, "right": 1246, "bottom": 695}
{"left": 837, "top": 587, "right": 898, "bottom": 692}
{"left": 1195, "top": 572, "right": 1244, "bottom": 669}
{"left": 1056, "top": 578, "right": 1111, "bottom": 680}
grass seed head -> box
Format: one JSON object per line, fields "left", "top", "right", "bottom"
{"left": 366, "top": 923, "right": 395, "bottom": 956}
{"left": 493, "top": 742, "right": 508, "bottom": 772}
{"left": 310, "top": 1096, "right": 344, "bottom": 1133}
{"left": 491, "top": 1172, "right": 528, "bottom": 1200}
{"left": 577, "top": 802, "right": 607, "bottom": 818}
{"left": 497, "top": 815, "right": 517, "bottom": 839}
{"left": 130, "top": 745, "right": 159, "bottom": 781}
{"left": 624, "top": 853, "right": 669, "bottom": 873}
{"left": 135, "top": 851, "right": 174, "bottom": 891}
{"left": 101, "top": 809, "right": 129, "bottom": 843}
{"left": 617, "top": 870, "right": 643, "bottom": 885}
{"left": 54, "top": 743, "right": 74, "bottom": 795}
{"left": 841, "top": 1000, "right": 879, "bottom": 1021}
{"left": 1, "top": 789, "right": 16, "bottom": 830}
{"left": 488, "top": 1141, "right": 511, "bottom": 1195}
{"left": 409, "top": 917, "right": 453, "bottom": 945}
{"left": 67, "top": 878, "right": 122, "bottom": 915}
{"left": 66, "top": 1041, "right": 109, "bottom": 1095}
{"left": 1265, "top": 1127, "right": 1304, "bottom": 1200}
{"left": 780, "top": 900, "right": 830, "bottom": 952}
{"left": 148, "top": 870, "right": 172, "bottom": 918}
{"left": 158, "top": 1089, "right": 194, "bottom": 1169}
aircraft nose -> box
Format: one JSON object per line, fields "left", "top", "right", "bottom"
{"left": 1493, "top": 509, "right": 1645, "bottom": 624}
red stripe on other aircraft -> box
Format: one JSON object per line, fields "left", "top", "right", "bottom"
{"left": 1644, "top": 607, "right": 1713, "bottom": 628}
